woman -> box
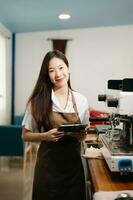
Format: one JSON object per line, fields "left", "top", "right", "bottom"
{"left": 22, "top": 50, "right": 89, "bottom": 200}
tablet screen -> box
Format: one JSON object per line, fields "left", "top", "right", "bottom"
{"left": 58, "top": 124, "right": 87, "bottom": 132}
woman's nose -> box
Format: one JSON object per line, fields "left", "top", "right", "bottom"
{"left": 55, "top": 69, "right": 61, "bottom": 77}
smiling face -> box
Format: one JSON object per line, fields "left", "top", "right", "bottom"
{"left": 48, "top": 57, "right": 70, "bottom": 89}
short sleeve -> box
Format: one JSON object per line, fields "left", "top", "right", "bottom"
{"left": 81, "top": 98, "right": 89, "bottom": 125}
{"left": 73, "top": 91, "right": 89, "bottom": 125}
{"left": 82, "top": 109, "right": 89, "bottom": 125}
{"left": 22, "top": 106, "right": 39, "bottom": 133}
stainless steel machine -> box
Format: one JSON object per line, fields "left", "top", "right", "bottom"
{"left": 97, "top": 79, "right": 133, "bottom": 174}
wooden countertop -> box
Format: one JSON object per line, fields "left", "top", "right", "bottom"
{"left": 88, "top": 158, "right": 133, "bottom": 192}
{"left": 84, "top": 132, "right": 133, "bottom": 192}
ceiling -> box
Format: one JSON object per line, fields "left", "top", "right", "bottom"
{"left": 0, "top": 0, "right": 133, "bottom": 33}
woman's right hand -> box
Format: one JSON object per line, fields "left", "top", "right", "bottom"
{"left": 41, "top": 128, "right": 64, "bottom": 142}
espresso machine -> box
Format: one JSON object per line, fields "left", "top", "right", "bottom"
{"left": 97, "top": 79, "right": 133, "bottom": 174}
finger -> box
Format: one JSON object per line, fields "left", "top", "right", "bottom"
{"left": 55, "top": 134, "right": 64, "bottom": 140}
{"left": 51, "top": 135, "right": 57, "bottom": 141}
{"left": 53, "top": 134, "right": 64, "bottom": 142}
{"left": 53, "top": 138, "right": 58, "bottom": 142}
{"left": 53, "top": 132, "right": 64, "bottom": 137}
{"left": 57, "top": 131, "right": 64, "bottom": 134}
{"left": 50, "top": 128, "right": 58, "bottom": 134}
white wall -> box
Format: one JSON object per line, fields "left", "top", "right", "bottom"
{"left": 0, "top": 23, "right": 12, "bottom": 123}
{"left": 15, "top": 25, "right": 133, "bottom": 115}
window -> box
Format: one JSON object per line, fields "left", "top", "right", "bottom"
{"left": 0, "top": 33, "right": 6, "bottom": 124}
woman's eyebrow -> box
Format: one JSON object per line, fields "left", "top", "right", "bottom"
{"left": 57, "top": 64, "right": 63, "bottom": 67}
{"left": 49, "top": 66, "right": 54, "bottom": 69}
{"left": 49, "top": 64, "right": 63, "bottom": 69}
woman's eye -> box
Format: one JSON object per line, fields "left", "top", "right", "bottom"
{"left": 59, "top": 66, "right": 63, "bottom": 69}
{"left": 49, "top": 69, "right": 54, "bottom": 73}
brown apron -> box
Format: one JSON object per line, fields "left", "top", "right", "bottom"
{"left": 32, "top": 91, "right": 85, "bottom": 200}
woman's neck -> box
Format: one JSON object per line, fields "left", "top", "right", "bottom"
{"left": 53, "top": 85, "right": 69, "bottom": 96}
{"left": 53, "top": 85, "right": 70, "bottom": 110}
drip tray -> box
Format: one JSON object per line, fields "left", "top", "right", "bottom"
{"left": 101, "top": 134, "right": 133, "bottom": 155}
{"left": 86, "top": 143, "right": 99, "bottom": 149}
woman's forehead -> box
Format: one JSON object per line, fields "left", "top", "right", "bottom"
{"left": 49, "top": 57, "right": 64, "bottom": 68}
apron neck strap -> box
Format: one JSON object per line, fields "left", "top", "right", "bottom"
{"left": 70, "top": 90, "right": 78, "bottom": 114}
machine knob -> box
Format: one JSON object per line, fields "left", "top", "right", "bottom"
{"left": 98, "top": 94, "right": 107, "bottom": 101}
{"left": 107, "top": 98, "right": 118, "bottom": 107}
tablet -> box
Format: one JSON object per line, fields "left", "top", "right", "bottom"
{"left": 58, "top": 124, "right": 88, "bottom": 132}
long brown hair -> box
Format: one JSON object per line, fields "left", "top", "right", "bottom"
{"left": 28, "top": 50, "right": 72, "bottom": 132}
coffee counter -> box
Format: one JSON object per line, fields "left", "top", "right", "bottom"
{"left": 83, "top": 133, "right": 133, "bottom": 200}
{"left": 87, "top": 158, "right": 133, "bottom": 191}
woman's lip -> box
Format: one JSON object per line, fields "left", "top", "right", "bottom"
{"left": 56, "top": 77, "right": 64, "bottom": 81}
